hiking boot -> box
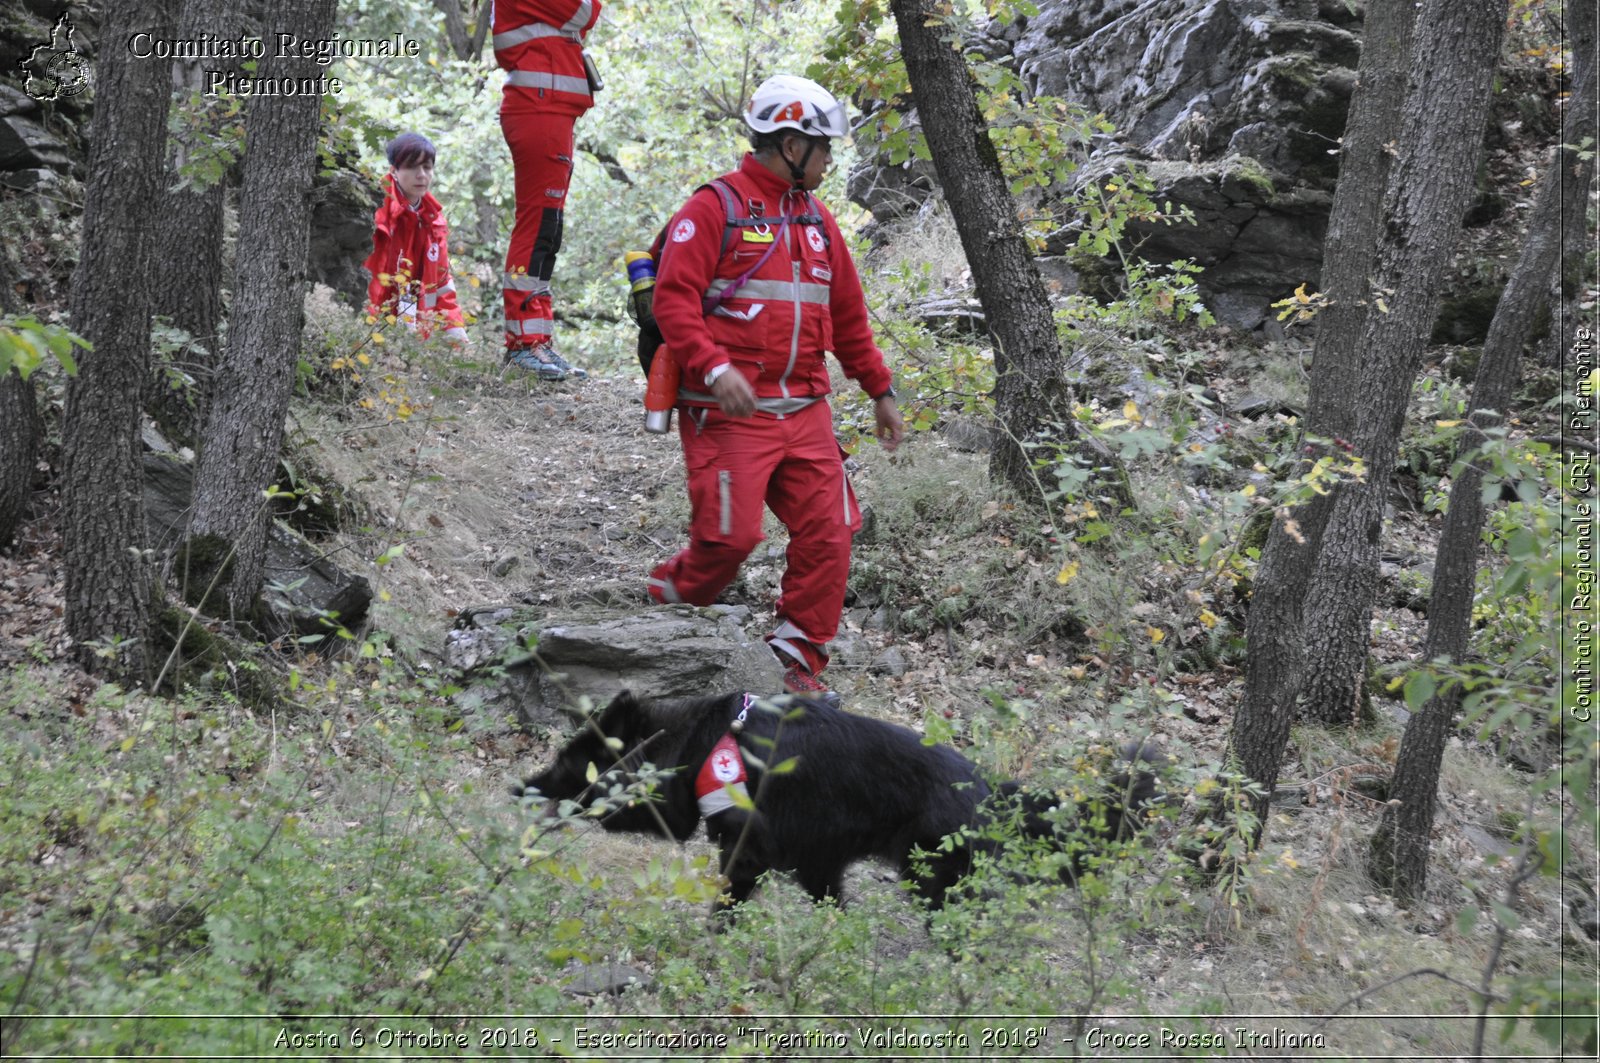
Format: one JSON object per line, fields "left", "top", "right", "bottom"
{"left": 783, "top": 663, "right": 830, "bottom": 696}
{"left": 504, "top": 341, "right": 587, "bottom": 381}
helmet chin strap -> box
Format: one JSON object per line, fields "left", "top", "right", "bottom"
{"left": 786, "top": 138, "right": 815, "bottom": 186}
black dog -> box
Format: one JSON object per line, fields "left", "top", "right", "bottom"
{"left": 513, "top": 691, "right": 1162, "bottom": 912}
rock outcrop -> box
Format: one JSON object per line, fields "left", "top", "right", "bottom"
{"left": 849, "top": 0, "right": 1364, "bottom": 328}
{"left": 446, "top": 604, "right": 785, "bottom": 732}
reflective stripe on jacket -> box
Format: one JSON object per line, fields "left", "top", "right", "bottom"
{"left": 364, "top": 174, "right": 465, "bottom": 336}
{"left": 494, "top": 0, "right": 600, "bottom": 116}
{"left": 652, "top": 154, "right": 892, "bottom": 407}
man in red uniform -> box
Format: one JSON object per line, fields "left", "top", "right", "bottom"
{"left": 647, "top": 75, "right": 905, "bottom": 695}
{"left": 494, "top": 0, "right": 601, "bottom": 381}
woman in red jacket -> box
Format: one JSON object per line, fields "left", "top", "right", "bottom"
{"left": 494, "top": 0, "right": 601, "bottom": 381}
{"left": 364, "top": 132, "right": 468, "bottom": 346}
{"left": 647, "top": 75, "right": 905, "bottom": 695}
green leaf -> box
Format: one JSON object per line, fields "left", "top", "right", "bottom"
{"left": 1403, "top": 671, "right": 1437, "bottom": 712}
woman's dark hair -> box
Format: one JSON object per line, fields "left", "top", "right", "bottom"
{"left": 386, "top": 131, "right": 437, "bottom": 169}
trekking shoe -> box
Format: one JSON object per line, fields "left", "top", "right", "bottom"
{"left": 504, "top": 341, "right": 587, "bottom": 381}
{"left": 783, "top": 663, "right": 830, "bottom": 696}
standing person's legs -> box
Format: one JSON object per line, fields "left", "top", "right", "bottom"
{"left": 501, "top": 108, "right": 583, "bottom": 377}
{"left": 649, "top": 410, "right": 784, "bottom": 606}
{"left": 764, "top": 402, "right": 860, "bottom": 680}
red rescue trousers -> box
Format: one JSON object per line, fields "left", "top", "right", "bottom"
{"left": 501, "top": 109, "right": 576, "bottom": 349}
{"left": 649, "top": 400, "right": 861, "bottom": 676}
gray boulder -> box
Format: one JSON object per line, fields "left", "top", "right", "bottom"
{"left": 308, "top": 166, "right": 381, "bottom": 308}
{"left": 142, "top": 447, "right": 372, "bottom": 639}
{"left": 447, "top": 604, "right": 785, "bottom": 732}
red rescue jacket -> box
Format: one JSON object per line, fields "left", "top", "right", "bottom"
{"left": 364, "top": 174, "right": 464, "bottom": 337}
{"left": 493, "top": 0, "right": 601, "bottom": 117}
{"left": 653, "top": 154, "right": 892, "bottom": 411}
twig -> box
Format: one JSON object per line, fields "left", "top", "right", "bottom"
{"left": 1312, "top": 968, "right": 1503, "bottom": 1033}
{"left": 1534, "top": 434, "right": 1598, "bottom": 454}
{"left": 1471, "top": 805, "right": 1559, "bottom": 1058}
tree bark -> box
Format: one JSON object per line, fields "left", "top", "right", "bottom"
{"left": 887, "top": 0, "right": 1129, "bottom": 509}
{"left": 1548, "top": 0, "right": 1597, "bottom": 367}
{"left": 1296, "top": 0, "right": 1420, "bottom": 726}
{"left": 0, "top": 248, "right": 37, "bottom": 550}
{"left": 62, "top": 0, "right": 180, "bottom": 681}
{"left": 186, "top": 0, "right": 336, "bottom": 622}
{"left": 0, "top": 369, "right": 35, "bottom": 550}
{"left": 435, "top": 0, "right": 491, "bottom": 62}
{"left": 149, "top": 0, "right": 243, "bottom": 447}
{"left": 1230, "top": 0, "right": 1509, "bottom": 828}
{"left": 1370, "top": 9, "right": 1598, "bottom": 902}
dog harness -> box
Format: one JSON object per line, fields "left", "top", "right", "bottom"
{"left": 694, "top": 695, "right": 755, "bottom": 817}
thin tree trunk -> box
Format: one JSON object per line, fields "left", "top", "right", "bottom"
{"left": 1230, "top": 0, "right": 1509, "bottom": 828}
{"left": 1370, "top": 14, "right": 1597, "bottom": 902}
{"left": 62, "top": 0, "right": 180, "bottom": 681}
{"left": 1548, "top": 0, "right": 1597, "bottom": 367}
{"left": 1224, "top": 0, "right": 1420, "bottom": 789}
{"left": 887, "top": 0, "right": 1129, "bottom": 509}
{"left": 185, "top": 0, "right": 336, "bottom": 622}
{"left": 1296, "top": 0, "right": 1419, "bottom": 727}
{"left": 0, "top": 247, "right": 37, "bottom": 549}
{"left": 149, "top": 0, "right": 242, "bottom": 447}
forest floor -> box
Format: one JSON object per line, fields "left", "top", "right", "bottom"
{"left": 2, "top": 287, "right": 1591, "bottom": 1058}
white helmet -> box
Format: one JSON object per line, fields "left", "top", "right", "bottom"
{"left": 745, "top": 75, "right": 848, "bottom": 139}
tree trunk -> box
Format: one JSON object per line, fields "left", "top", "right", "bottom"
{"left": 1230, "top": 0, "right": 1508, "bottom": 828}
{"left": 1225, "top": 0, "right": 1420, "bottom": 789}
{"left": 1295, "top": 0, "right": 1419, "bottom": 727}
{"left": 1547, "top": 0, "right": 1597, "bottom": 367}
{"left": 0, "top": 247, "right": 37, "bottom": 550}
{"left": 887, "top": 0, "right": 1129, "bottom": 509}
{"left": 149, "top": 0, "right": 243, "bottom": 447}
{"left": 435, "top": 0, "right": 492, "bottom": 62}
{"left": 185, "top": 0, "right": 336, "bottom": 623}
{"left": 1370, "top": 11, "right": 1597, "bottom": 902}
{"left": 62, "top": 0, "right": 180, "bottom": 681}
{"left": 0, "top": 369, "right": 35, "bottom": 549}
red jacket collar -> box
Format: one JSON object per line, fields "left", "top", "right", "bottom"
{"left": 736, "top": 152, "right": 809, "bottom": 204}
{"left": 377, "top": 173, "right": 442, "bottom": 227}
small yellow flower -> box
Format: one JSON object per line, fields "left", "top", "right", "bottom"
{"left": 1199, "top": 609, "right": 1219, "bottom": 629}
{"left": 371, "top": 333, "right": 385, "bottom": 344}
{"left": 1056, "top": 559, "right": 1080, "bottom": 585}
{"left": 1147, "top": 626, "right": 1165, "bottom": 644}
{"left": 356, "top": 352, "right": 372, "bottom": 366}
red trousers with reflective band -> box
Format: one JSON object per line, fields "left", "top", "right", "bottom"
{"left": 649, "top": 400, "right": 860, "bottom": 675}
{"left": 501, "top": 108, "right": 575, "bottom": 349}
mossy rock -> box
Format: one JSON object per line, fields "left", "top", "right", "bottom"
{"left": 1432, "top": 283, "right": 1503, "bottom": 347}
{"left": 271, "top": 455, "right": 363, "bottom": 537}
{"left": 173, "top": 532, "right": 235, "bottom": 615}
{"left": 1238, "top": 506, "right": 1275, "bottom": 554}
{"left": 153, "top": 600, "right": 286, "bottom": 713}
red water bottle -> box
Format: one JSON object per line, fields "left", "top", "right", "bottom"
{"left": 643, "top": 345, "right": 679, "bottom": 434}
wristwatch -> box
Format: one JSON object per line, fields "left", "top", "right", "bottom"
{"left": 871, "top": 385, "right": 897, "bottom": 401}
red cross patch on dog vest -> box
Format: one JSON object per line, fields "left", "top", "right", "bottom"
{"left": 695, "top": 734, "right": 749, "bottom": 817}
